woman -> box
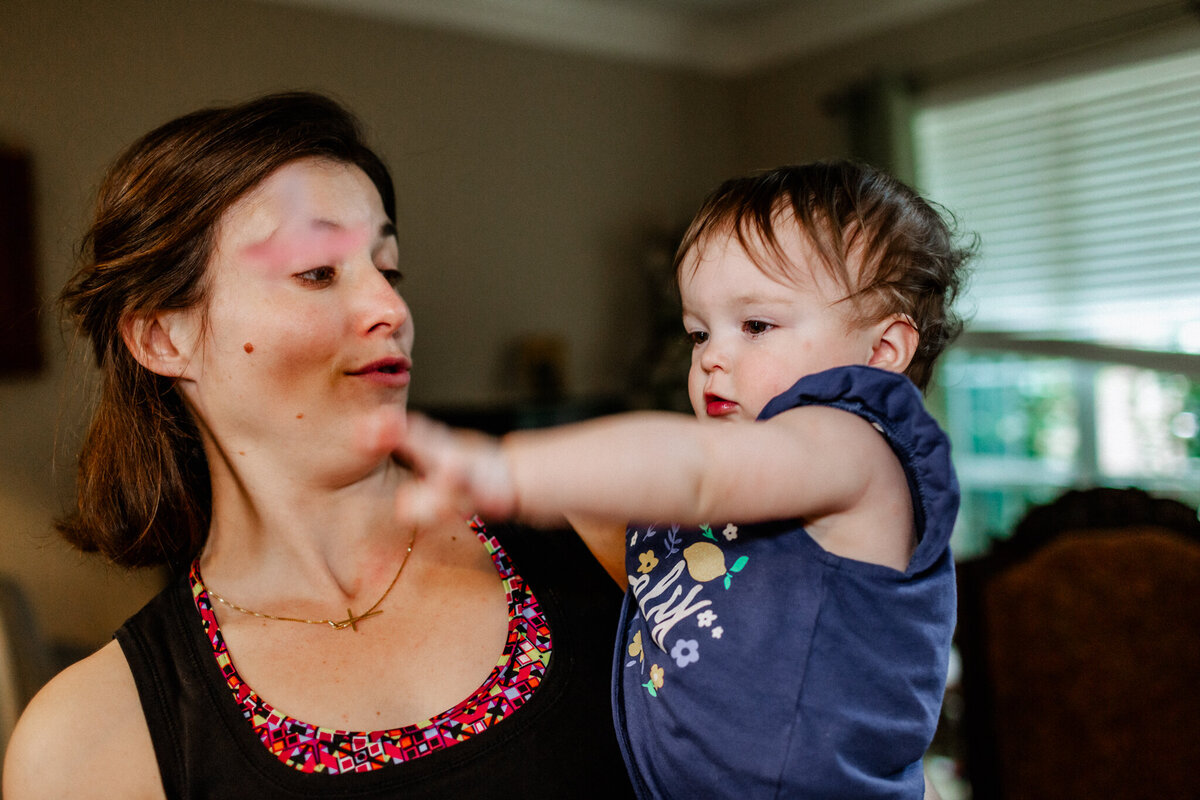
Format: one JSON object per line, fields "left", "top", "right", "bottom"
{"left": 2, "top": 92, "right": 632, "bottom": 798}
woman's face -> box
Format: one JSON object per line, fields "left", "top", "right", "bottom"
{"left": 177, "top": 157, "right": 412, "bottom": 478}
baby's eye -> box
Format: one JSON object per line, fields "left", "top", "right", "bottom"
{"left": 687, "top": 330, "right": 708, "bottom": 346}
{"left": 296, "top": 266, "right": 337, "bottom": 285}
{"left": 379, "top": 267, "right": 404, "bottom": 290}
{"left": 743, "top": 320, "right": 773, "bottom": 336}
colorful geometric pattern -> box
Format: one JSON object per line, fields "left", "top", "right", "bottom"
{"left": 189, "top": 517, "right": 552, "bottom": 774}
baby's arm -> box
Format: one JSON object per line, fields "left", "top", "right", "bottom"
{"left": 500, "top": 408, "right": 874, "bottom": 525}
{"left": 401, "top": 405, "right": 911, "bottom": 569}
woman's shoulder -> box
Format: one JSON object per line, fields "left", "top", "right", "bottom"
{"left": 3, "top": 640, "right": 162, "bottom": 800}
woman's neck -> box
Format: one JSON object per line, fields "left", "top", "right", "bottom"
{"left": 200, "top": 450, "right": 413, "bottom": 601}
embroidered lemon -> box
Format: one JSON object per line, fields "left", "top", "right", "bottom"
{"left": 683, "top": 541, "right": 726, "bottom": 582}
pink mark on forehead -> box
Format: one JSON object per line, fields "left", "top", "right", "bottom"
{"left": 241, "top": 218, "right": 373, "bottom": 274}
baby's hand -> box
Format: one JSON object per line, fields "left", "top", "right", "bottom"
{"left": 393, "top": 414, "right": 519, "bottom": 526}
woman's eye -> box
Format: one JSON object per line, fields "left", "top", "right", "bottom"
{"left": 687, "top": 330, "right": 708, "bottom": 346}
{"left": 744, "top": 320, "right": 773, "bottom": 335}
{"left": 379, "top": 267, "right": 404, "bottom": 290}
{"left": 296, "top": 266, "right": 337, "bottom": 285}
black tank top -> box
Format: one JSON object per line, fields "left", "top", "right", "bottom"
{"left": 116, "top": 523, "right": 634, "bottom": 798}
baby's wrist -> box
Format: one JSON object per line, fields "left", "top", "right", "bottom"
{"left": 494, "top": 432, "right": 526, "bottom": 520}
{"left": 473, "top": 434, "right": 517, "bottom": 518}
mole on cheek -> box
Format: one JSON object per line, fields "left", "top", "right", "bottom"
{"left": 243, "top": 342, "right": 254, "bottom": 354}
{"left": 296, "top": 413, "right": 304, "bottom": 419}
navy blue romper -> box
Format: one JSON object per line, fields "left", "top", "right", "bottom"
{"left": 613, "top": 365, "right": 959, "bottom": 799}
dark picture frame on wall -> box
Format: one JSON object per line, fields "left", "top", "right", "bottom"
{"left": 0, "top": 147, "right": 42, "bottom": 375}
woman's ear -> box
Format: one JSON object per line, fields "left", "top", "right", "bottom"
{"left": 120, "top": 309, "right": 201, "bottom": 379}
{"left": 866, "top": 314, "right": 918, "bottom": 373}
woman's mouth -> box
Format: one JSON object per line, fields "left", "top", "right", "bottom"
{"left": 349, "top": 357, "right": 411, "bottom": 388}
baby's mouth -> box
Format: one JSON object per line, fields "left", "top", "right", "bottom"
{"left": 704, "top": 393, "right": 738, "bottom": 418}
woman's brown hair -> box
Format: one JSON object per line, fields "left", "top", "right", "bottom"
{"left": 59, "top": 92, "right": 397, "bottom": 570}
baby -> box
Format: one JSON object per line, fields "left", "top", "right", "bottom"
{"left": 400, "top": 161, "right": 970, "bottom": 798}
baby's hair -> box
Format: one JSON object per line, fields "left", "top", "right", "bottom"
{"left": 674, "top": 161, "right": 973, "bottom": 390}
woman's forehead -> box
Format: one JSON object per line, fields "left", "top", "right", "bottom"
{"left": 213, "top": 159, "right": 391, "bottom": 271}
{"left": 223, "top": 160, "right": 381, "bottom": 237}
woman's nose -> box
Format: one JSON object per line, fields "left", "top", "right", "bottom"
{"left": 359, "top": 268, "right": 409, "bottom": 335}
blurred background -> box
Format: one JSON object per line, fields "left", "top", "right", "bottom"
{"left": 2, "top": 0, "right": 1198, "bottom": 795}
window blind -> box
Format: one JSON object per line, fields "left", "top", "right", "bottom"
{"left": 913, "top": 47, "right": 1200, "bottom": 354}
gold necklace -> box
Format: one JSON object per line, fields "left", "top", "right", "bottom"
{"left": 205, "top": 528, "right": 417, "bottom": 632}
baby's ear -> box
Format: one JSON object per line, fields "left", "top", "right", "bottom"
{"left": 867, "top": 314, "right": 918, "bottom": 373}
{"left": 120, "top": 308, "right": 202, "bottom": 379}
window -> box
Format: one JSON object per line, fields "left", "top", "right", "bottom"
{"left": 937, "top": 351, "right": 1200, "bottom": 557}
{"left": 913, "top": 41, "right": 1200, "bottom": 555}
{"left": 914, "top": 46, "right": 1200, "bottom": 352}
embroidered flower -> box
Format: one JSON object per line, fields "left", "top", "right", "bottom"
{"left": 637, "top": 550, "right": 659, "bottom": 574}
{"left": 711, "top": 626, "right": 724, "bottom": 639}
{"left": 671, "top": 639, "right": 700, "bottom": 668}
{"left": 696, "top": 610, "right": 718, "bottom": 628}
{"left": 722, "top": 523, "right": 739, "bottom": 541}
{"left": 628, "top": 630, "right": 644, "bottom": 661}
{"left": 650, "top": 664, "right": 665, "bottom": 690}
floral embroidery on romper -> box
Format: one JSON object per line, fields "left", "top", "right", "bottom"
{"left": 625, "top": 521, "right": 749, "bottom": 697}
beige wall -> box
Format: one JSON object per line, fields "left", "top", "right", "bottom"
{"left": 735, "top": 0, "right": 1189, "bottom": 170}
{"left": 0, "top": 0, "right": 1189, "bottom": 651}
{"left": 0, "top": 0, "right": 738, "bottom": 648}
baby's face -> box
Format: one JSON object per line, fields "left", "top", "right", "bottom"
{"left": 679, "top": 228, "right": 878, "bottom": 422}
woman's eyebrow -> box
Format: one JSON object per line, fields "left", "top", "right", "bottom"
{"left": 310, "top": 219, "right": 394, "bottom": 241}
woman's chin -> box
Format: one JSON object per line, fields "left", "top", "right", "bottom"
{"left": 350, "top": 405, "right": 409, "bottom": 465}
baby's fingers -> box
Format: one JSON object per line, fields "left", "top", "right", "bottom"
{"left": 392, "top": 414, "right": 519, "bottom": 521}
{"left": 390, "top": 412, "right": 447, "bottom": 473}
{"left": 394, "top": 477, "right": 459, "bottom": 529}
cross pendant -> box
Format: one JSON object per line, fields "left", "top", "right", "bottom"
{"left": 330, "top": 608, "right": 383, "bottom": 631}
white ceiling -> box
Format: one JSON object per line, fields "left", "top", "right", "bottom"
{"left": 251, "top": 0, "right": 979, "bottom": 75}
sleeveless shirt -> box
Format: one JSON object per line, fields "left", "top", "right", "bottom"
{"left": 613, "top": 365, "right": 959, "bottom": 799}
{"left": 117, "top": 522, "right": 634, "bottom": 798}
